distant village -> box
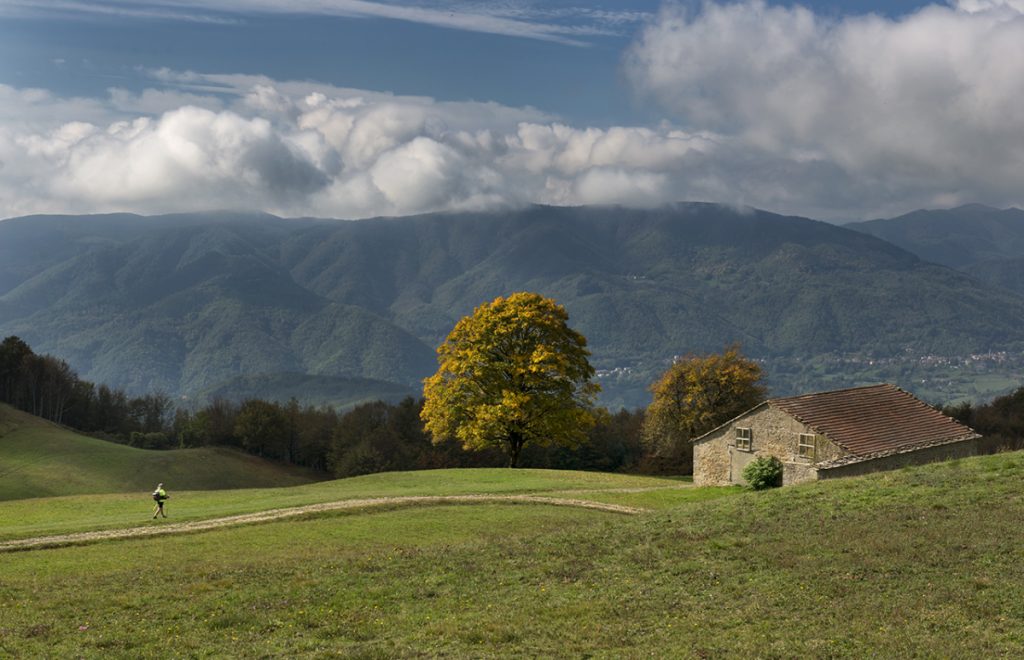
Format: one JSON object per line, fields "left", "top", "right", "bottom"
{"left": 595, "top": 351, "right": 1024, "bottom": 407}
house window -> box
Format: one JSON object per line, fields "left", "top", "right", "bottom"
{"left": 735, "top": 427, "right": 752, "bottom": 451}
{"left": 798, "top": 433, "right": 816, "bottom": 459}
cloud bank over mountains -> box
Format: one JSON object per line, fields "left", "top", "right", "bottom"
{"left": 627, "top": 0, "right": 1024, "bottom": 217}
{"left": 0, "top": 73, "right": 715, "bottom": 219}
{"left": 2, "top": 0, "right": 1024, "bottom": 221}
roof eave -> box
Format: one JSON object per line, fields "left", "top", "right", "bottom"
{"left": 816, "top": 432, "right": 983, "bottom": 470}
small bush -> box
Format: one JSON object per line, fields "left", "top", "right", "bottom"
{"left": 743, "top": 455, "right": 783, "bottom": 490}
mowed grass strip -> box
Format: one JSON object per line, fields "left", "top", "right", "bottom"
{"left": 0, "top": 405, "right": 320, "bottom": 501}
{"left": 0, "top": 468, "right": 690, "bottom": 541}
{"left": 3, "top": 452, "right": 1024, "bottom": 657}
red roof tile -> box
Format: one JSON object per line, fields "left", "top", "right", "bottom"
{"left": 770, "top": 384, "right": 978, "bottom": 456}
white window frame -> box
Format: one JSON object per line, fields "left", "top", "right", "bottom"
{"left": 797, "top": 433, "right": 816, "bottom": 459}
{"left": 735, "top": 427, "right": 752, "bottom": 451}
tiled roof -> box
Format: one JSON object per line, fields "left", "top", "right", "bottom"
{"left": 770, "top": 384, "right": 979, "bottom": 457}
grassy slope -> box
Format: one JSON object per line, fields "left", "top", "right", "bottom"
{"left": 0, "top": 405, "right": 321, "bottom": 501}
{"left": 3, "top": 453, "right": 1024, "bottom": 656}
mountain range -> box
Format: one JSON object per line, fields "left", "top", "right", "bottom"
{"left": 848, "top": 204, "right": 1024, "bottom": 297}
{"left": 2, "top": 203, "right": 1023, "bottom": 409}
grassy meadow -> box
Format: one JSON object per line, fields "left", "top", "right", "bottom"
{"left": 0, "top": 404, "right": 321, "bottom": 501}
{"left": 0, "top": 468, "right": 708, "bottom": 542}
{"left": 3, "top": 452, "right": 1024, "bottom": 657}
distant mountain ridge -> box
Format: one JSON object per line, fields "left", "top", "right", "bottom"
{"left": 847, "top": 204, "right": 1024, "bottom": 295}
{"left": 3, "top": 203, "right": 1024, "bottom": 408}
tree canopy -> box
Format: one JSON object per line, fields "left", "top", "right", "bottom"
{"left": 420, "top": 292, "right": 600, "bottom": 467}
{"left": 643, "top": 345, "right": 766, "bottom": 468}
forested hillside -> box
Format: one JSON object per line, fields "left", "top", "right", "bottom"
{"left": 4, "top": 204, "right": 1024, "bottom": 407}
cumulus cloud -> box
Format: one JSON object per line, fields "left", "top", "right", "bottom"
{"left": 0, "top": 74, "right": 716, "bottom": 219}
{"left": 624, "top": 0, "right": 1024, "bottom": 217}
{"left": 9, "top": 105, "right": 325, "bottom": 214}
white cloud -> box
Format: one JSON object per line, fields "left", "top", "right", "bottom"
{"left": 624, "top": 0, "right": 1024, "bottom": 217}
{"left": 0, "top": 73, "right": 718, "bottom": 219}
{"left": 955, "top": 0, "right": 1024, "bottom": 12}
{"left": 569, "top": 168, "right": 669, "bottom": 207}
{"left": 47, "top": 107, "right": 327, "bottom": 210}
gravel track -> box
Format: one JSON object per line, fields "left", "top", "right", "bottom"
{"left": 0, "top": 494, "right": 645, "bottom": 553}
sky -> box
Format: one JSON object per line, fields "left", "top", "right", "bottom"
{"left": 1, "top": 0, "right": 1023, "bottom": 221}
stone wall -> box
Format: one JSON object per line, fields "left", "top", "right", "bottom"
{"left": 693, "top": 404, "right": 850, "bottom": 486}
{"left": 818, "top": 437, "right": 981, "bottom": 480}
{"left": 692, "top": 422, "right": 734, "bottom": 487}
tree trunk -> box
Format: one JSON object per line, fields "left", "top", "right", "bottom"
{"left": 507, "top": 433, "right": 524, "bottom": 468}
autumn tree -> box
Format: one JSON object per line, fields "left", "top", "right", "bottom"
{"left": 643, "top": 345, "right": 766, "bottom": 471}
{"left": 421, "top": 292, "right": 600, "bottom": 467}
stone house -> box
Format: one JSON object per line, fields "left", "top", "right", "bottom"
{"left": 691, "top": 383, "right": 981, "bottom": 486}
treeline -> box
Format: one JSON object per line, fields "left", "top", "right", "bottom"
{"left": 944, "top": 388, "right": 1024, "bottom": 453}
{"left": 8, "top": 334, "right": 1024, "bottom": 479}
{"left": 171, "top": 397, "right": 649, "bottom": 477}
{"left": 0, "top": 336, "right": 173, "bottom": 442}
{"left": 0, "top": 336, "right": 653, "bottom": 477}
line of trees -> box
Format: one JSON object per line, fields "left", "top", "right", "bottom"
{"left": 161, "top": 395, "right": 649, "bottom": 477}
{"left": 943, "top": 389, "right": 1024, "bottom": 453}
{"left": 0, "top": 335, "right": 652, "bottom": 477}
{"left": 0, "top": 336, "right": 173, "bottom": 443}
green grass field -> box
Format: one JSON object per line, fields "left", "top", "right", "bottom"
{"left": 3, "top": 452, "right": 1024, "bottom": 657}
{"left": 0, "top": 404, "right": 322, "bottom": 501}
{"left": 0, "top": 468, "right": 712, "bottom": 542}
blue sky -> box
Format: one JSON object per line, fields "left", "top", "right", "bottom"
{"left": 1, "top": 1, "right": 936, "bottom": 125}
{"left": 1, "top": 1, "right": 1023, "bottom": 220}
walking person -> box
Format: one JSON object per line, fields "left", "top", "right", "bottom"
{"left": 152, "top": 483, "right": 169, "bottom": 519}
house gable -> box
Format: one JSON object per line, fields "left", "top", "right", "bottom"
{"left": 693, "top": 404, "right": 848, "bottom": 486}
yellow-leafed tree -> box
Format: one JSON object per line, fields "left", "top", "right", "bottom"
{"left": 421, "top": 292, "right": 600, "bottom": 467}
{"left": 643, "top": 345, "right": 766, "bottom": 469}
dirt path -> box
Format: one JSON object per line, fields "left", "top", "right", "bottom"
{"left": 0, "top": 494, "right": 646, "bottom": 553}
